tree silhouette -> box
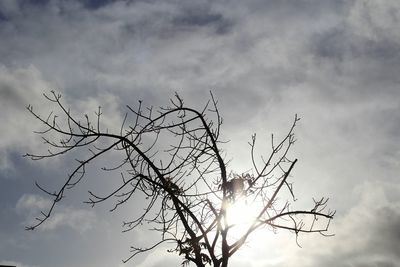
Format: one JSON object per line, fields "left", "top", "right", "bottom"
{"left": 25, "top": 91, "right": 335, "bottom": 267}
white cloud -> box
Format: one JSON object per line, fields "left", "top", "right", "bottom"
{"left": 224, "top": 181, "right": 400, "bottom": 267}
{"left": 16, "top": 194, "right": 97, "bottom": 233}
{"left": 0, "top": 63, "right": 123, "bottom": 172}
{"left": 348, "top": 0, "right": 400, "bottom": 42}
{"left": 134, "top": 247, "right": 181, "bottom": 267}
{"left": 280, "top": 181, "right": 400, "bottom": 267}
{"left": 15, "top": 193, "right": 51, "bottom": 212}
{"left": 0, "top": 65, "right": 55, "bottom": 170}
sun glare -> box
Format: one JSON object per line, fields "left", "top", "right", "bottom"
{"left": 226, "top": 197, "right": 261, "bottom": 240}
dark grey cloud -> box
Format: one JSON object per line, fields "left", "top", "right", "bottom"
{"left": 310, "top": 1, "right": 400, "bottom": 86}
{"left": 0, "top": 0, "right": 118, "bottom": 19}
{"left": 79, "top": 0, "right": 119, "bottom": 10}
{"left": 171, "top": 7, "right": 233, "bottom": 35}
{"left": 311, "top": 24, "right": 400, "bottom": 84}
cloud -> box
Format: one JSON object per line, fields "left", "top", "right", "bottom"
{"left": 134, "top": 247, "right": 181, "bottom": 267}
{"left": 1, "top": 1, "right": 400, "bottom": 267}
{"left": 16, "top": 194, "right": 97, "bottom": 233}
{"left": 310, "top": 0, "right": 400, "bottom": 88}
{"left": 0, "top": 260, "right": 39, "bottom": 267}
{"left": 226, "top": 181, "right": 400, "bottom": 267}
{"left": 0, "top": 63, "right": 123, "bottom": 172}
{"left": 348, "top": 0, "right": 400, "bottom": 43}
{"left": 0, "top": 65, "right": 56, "bottom": 170}
{"left": 280, "top": 181, "right": 400, "bottom": 267}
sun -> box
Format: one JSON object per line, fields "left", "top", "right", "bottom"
{"left": 226, "top": 197, "right": 261, "bottom": 240}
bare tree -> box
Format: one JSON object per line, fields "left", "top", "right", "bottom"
{"left": 25, "top": 91, "right": 335, "bottom": 267}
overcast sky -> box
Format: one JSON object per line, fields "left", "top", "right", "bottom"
{"left": 1, "top": 0, "right": 400, "bottom": 267}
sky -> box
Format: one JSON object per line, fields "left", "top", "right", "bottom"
{"left": 0, "top": 0, "right": 400, "bottom": 266}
